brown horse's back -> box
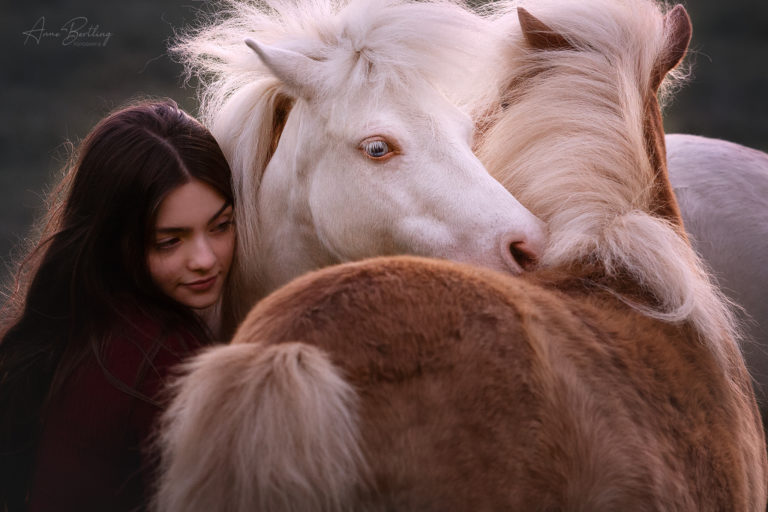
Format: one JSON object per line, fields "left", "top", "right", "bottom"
{"left": 231, "top": 255, "right": 765, "bottom": 511}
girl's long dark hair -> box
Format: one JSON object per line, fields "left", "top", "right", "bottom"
{"left": 0, "top": 99, "right": 234, "bottom": 510}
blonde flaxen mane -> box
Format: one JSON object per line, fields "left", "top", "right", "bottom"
{"left": 476, "top": 0, "right": 741, "bottom": 368}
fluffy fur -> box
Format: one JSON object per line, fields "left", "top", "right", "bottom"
{"left": 156, "top": 254, "right": 767, "bottom": 510}
{"left": 153, "top": 342, "right": 369, "bottom": 512}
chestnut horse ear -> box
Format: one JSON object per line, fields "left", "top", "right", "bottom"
{"left": 517, "top": 7, "right": 574, "bottom": 51}
{"left": 651, "top": 5, "right": 692, "bottom": 89}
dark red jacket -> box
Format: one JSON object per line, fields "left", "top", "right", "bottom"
{"left": 27, "top": 316, "right": 205, "bottom": 512}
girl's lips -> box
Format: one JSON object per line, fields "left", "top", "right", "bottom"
{"left": 183, "top": 275, "right": 218, "bottom": 292}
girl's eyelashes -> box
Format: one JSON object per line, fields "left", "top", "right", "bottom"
{"left": 212, "top": 218, "right": 234, "bottom": 233}
{"left": 152, "top": 214, "right": 234, "bottom": 250}
{"left": 154, "top": 238, "right": 180, "bottom": 250}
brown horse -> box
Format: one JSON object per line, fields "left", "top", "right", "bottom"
{"left": 153, "top": 1, "right": 767, "bottom": 510}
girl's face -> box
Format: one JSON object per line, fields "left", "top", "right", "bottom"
{"left": 147, "top": 179, "right": 235, "bottom": 310}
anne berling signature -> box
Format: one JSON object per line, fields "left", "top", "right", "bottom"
{"left": 22, "top": 17, "right": 112, "bottom": 47}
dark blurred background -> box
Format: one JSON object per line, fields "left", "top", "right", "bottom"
{"left": 1, "top": 0, "right": 767, "bottom": 279}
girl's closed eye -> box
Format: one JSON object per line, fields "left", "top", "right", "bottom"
{"left": 155, "top": 237, "right": 180, "bottom": 250}
{"left": 212, "top": 219, "right": 234, "bottom": 233}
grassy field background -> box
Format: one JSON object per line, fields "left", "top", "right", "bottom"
{"left": 1, "top": 0, "right": 766, "bottom": 279}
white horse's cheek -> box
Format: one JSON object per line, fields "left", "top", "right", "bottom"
{"left": 309, "top": 170, "right": 375, "bottom": 260}
{"left": 394, "top": 217, "right": 454, "bottom": 255}
{"left": 316, "top": 162, "right": 430, "bottom": 260}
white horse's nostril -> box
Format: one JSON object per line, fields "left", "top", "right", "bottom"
{"left": 499, "top": 234, "right": 541, "bottom": 274}
{"left": 509, "top": 240, "right": 538, "bottom": 271}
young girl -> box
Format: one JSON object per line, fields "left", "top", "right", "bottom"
{"left": 0, "top": 99, "right": 236, "bottom": 511}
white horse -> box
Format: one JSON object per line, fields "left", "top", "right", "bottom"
{"left": 666, "top": 134, "right": 768, "bottom": 404}
{"left": 173, "top": 0, "right": 545, "bottom": 329}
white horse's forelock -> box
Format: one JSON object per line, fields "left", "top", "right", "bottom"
{"left": 476, "top": 0, "right": 741, "bottom": 369}
{"left": 173, "top": 0, "right": 498, "bottom": 144}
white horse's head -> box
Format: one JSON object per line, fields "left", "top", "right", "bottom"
{"left": 248, "top": 39, "right": 545, "bottom": 291}
{"left": 179, "top": 0, "right": 545, "bottom": 307}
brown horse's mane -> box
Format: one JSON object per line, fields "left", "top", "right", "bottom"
{"left": 474, "top": 0, "right": 740, "bottom": 373}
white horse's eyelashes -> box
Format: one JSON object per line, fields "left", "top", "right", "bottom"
{"left": 361, "top": 139, "right": 388, "bottom": 159}
{"left": 359, "top": 136, "right": 397, "bottom": 161}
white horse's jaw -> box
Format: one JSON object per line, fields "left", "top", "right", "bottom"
{"left": 385, "top": 156, "right": 547, "bottom": 276}
{"left": 442, "top": 208, "right": 547, "bottom": 275}
{"left": 432, "top": 148, "right": 548, "bottom": 275}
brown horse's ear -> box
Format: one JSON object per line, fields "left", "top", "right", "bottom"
{"left": 652, "top": 5, "right": 692, "bottom": 89}
{"left": 517, "top": 7, "right": 574, "bottom": 51}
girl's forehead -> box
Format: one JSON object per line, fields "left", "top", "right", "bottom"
{"left": 154, "top": 180, "right": 229, "bottom": 229}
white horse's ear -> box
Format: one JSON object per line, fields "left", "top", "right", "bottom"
{"left": 245, "top": 38, "right": 321, "bottom": 99}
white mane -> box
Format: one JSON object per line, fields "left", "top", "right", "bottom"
{"left": 173, "top": 0, "right": 499, "bottom": 313}
{"left": 476, "top": 0, "right": 741, "bottom": 366}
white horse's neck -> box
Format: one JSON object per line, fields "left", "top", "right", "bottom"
{"left": 258, "top": 210, "right": 337, "bottom": 293}
{"left": 254, "top": 107, "right": 339, "bottom": 294}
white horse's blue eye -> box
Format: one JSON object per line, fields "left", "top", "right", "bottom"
{"left": 364, "top": 140, "right": 390, "bottom": 158}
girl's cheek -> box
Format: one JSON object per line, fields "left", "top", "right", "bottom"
{"left": 215, "top": 232, "right": 236, "bottom": 271}
{"left": 148, "top": 251, "right": 180, "bottom": 288}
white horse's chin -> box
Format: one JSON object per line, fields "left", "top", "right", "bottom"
{"left": 449, "top": 250, "right": 523, "bottom": 275}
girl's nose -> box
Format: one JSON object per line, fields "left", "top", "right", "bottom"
{"left": 188, "top": 236, "right": 217, "bottom": 271}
